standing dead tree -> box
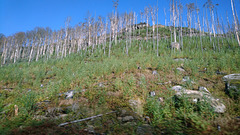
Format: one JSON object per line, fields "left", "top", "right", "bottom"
{"left": 150, "top": 6, "right": 157, "bottom": 50}
{"left": 144, "top": 7, "right": 150, "bottom": 47}
{"left": 186, "top": 3, "right": 196, "bottom": 38}
{"left": 112, "top": 0, "right": 119, "bottom": 46}
{"left": 231, "top": 0, "right": 240, "bottom": 47}
{"left": 204, "top": 0, "right": 216, "bottom": 50}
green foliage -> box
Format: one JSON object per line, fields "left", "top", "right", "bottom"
{"left": 0, "top": 35, "right": 239, "bottom": 134}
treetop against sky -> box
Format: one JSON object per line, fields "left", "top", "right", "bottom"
{"left": 0, "top": 0, "right": 239, "bottom": 36}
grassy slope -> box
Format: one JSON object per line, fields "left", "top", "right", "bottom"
{"left": 0, "top": 36, "right": 240, "bottom": 134}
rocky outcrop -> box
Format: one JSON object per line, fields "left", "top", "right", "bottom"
{"left": 174, "top": 89, "right": 226, "bottom": 113}
{"left": 223, "top": 74, "right": 240, "bottom": 99}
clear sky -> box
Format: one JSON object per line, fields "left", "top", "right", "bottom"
{"left": 0, "top": 0, "right": 239, "bottom": 37}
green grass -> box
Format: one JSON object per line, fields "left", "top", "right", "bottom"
{"left": 0, "top": 36, "right": 240, "bottom": 134}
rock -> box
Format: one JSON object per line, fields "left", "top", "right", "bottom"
{"left": 98, "top": 82, "right": 105, "bottom": 87}
{"left": 65, "top": 90, "right": 75, "bottom": 99}
{"left": 66, "top": 102, "right": 80, "bottom": 112}
{"left": 216, "top": 70, "right": 227, "bottom": 75}
{"left": 121, "top": 109, "right": 127, "bottom": 115}
{"left": 171, "top": 42, "right": 180, "bottom": 50}
{"left": 157, "top": 81, "right": 172, "bottom": 85}
{"left": 59, "top": 99, "right": 74, "bottom": 106}
{"left": 222, "top": 74, "right": 240, "bottom": 99}
{"left": 129, "top": 98, "right": 144, "bottom": 116}
{"left": 46, "top": 107, "right": 64, "bottom": 117}
{"left": 55, "top": 114, "right": 68, "bottom": 119}
{"left": 171, "top": 85, "right": 185, "bottom": 92}
{"left": 213, "top": 102, "right": 226, "bottom": 113}
{"left": 40, "top": 84, "right": 43, "bottom": 88}
{"left": 122, "top": 116, "right": 134, "bottom": 122}
{"left": 174, "top": 58, "right": 187, "bottom": 62}
{"left": 149, "top": 91, "right": 156, "bottom": 97}
{"left": 182, "top": 76, "right": 189, "bottom": 82}
{"left": 123, "top": 122, "right": 137, "bottom": 126}
{"left": 144, "top": 116, "right": 151, "bottom": 124}
{"left": 117, "top": 117, "right": 123, "bottom": 121}
{"left": 198, "top": 86, "right": 210, "bottom": 93}
{"left": 217, "top": 125, "right": 221, "bottom": 131}
{"left": 182, "top": 76, "right": 195, "bottom": 84}
{"left": 59, "top": 90, "right": 76, "bottom": 99}
{"left": 158, "top": 97, "right": 164, "bottom": 102}
{"left": 136, "top": 124, "right": 153, "bottom": 135}
{"left": 34, "top": 115, "right": 48, "bottom": 120}
{"left": 174, "top": 90, "right": 226, "bottom": 113}
{"left": 81, "top": 89, "right": 87, "bottom": 92}
{"left": 176, "top": 67, "right": 185, "bottom": 72}
{"left": 152, "top": 70, "right": 158, "bottom": 75}
{"left": 222, "top": 74, "right": 240, "bottom": 82}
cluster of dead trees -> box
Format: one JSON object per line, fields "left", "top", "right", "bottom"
{"left": 0, "top": 0, "right": 239, "bottom": 66}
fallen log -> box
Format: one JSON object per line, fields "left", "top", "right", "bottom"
{"left": 58, "top": 111, "right": 117, "bottom": 127}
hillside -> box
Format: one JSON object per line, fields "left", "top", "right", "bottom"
{"left": 0, "top": 33, "right": 240, "bottom": 134}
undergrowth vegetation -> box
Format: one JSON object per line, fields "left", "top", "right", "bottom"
{"left": 0, "top": 36, "right": 240, "bottom": 134}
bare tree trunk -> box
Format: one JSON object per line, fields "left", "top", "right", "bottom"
{"left": 125, "top": 13, "right": 129, "bottom": 56}
{"left": 36, "top": 38, "right": 42, "bottom": 61}
{"left": 14, "top": 43, "right": 18, "bottom": 63}
{"left": 145, "top": 7, "right": 149, "bottom": 47}
{"left": 231, "top": 0, "right": 240, "bottom": 47}
{"left": 172, "top": 1, "right": 177, "bottom": 43}
{"left": 151, "top": 6, "right": 156, "bottom": 51}
{"left": 197, "top": 9, "right": 203, "bottom": 53}
{"left": 1, "top": 39, "right": 7, "bottom": 66}
{"left": 29, "top": 40, "right": 35, "bottom": 64}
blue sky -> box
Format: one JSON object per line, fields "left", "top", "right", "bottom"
{"left": 0, "top": 0, "right": 239, "bottom": 36}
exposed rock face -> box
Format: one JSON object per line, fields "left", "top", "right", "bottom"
{"left": 174, "top": 89, "right": 226, "bottom": 113}
{"left": 171, "top": 85, "right": 185, "bottom": 92}
{"left": 171, "top": 42, "right": 180, "bottom": 50}
{"left": 223, "top": 74, "right": 240, "bottom": 99}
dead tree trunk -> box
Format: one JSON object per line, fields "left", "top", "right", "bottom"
{"left": 231, "top": 0, "right": 240, "bottom": 47}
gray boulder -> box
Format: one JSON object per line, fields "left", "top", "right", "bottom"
{"left": 122, "top": 116, "right": 134, "bottom": 122}
{"left": 176, "top": 67, "right": 185, "bottom": 72}
{"left": 65, "top": 90, "right": 75, "bottom": 99}
{"left": 171, "top": 85, "right": 185, "bottom": 92}
{"left": 223, "top": 74, "right": 240, "bottom": 99}
{"left": 174, "top": 90, "right": 226, "bottom": 113}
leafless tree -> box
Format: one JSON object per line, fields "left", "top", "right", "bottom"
{"left": 231, "top": 0, "right": 240, "bottom": 47}
{"left": 186, "top": 3, "right": 196, "bottom": 37}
